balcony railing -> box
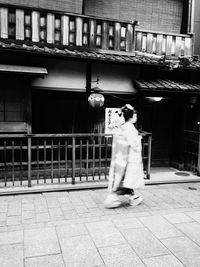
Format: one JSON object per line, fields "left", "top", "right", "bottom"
{"left": 0, "top": 132, "right": 152, "bottom": 189}
{"left": 0, "top": 5, "right": 194, "bottom": 57}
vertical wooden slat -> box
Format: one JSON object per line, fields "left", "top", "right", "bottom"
{"left": 12, "top": 141, "right": 15, "bottom": 186}
{"left": 37, "top": 140, "right": 39, "bottom": 184}
{"left": 162, "top": 36, "right": 167, "bottom": 55}
{"left": 86, "top": 139, "right": 89, "bottom": 181}
{"left": 72, "top": 136, "right": 75, "bottom": 185}
{"left": 58, "top": 139, "right": 61, "bottom": 182}
{"left": 47, "top": 13, "right": 55, "bottom": 44}
{"left": 65, "top": 140, "right": 67, "bottom": 182}
{"left": 142, "top": 34, "right": 147, "bottom": 52}
{"left": 102, "top": 21, "right": 109, "bottom": 49}
{"left": 4, "top": 141, "right": 7, "bottom": 187}
{"left": 44, "top": 140, "right": 46, "bottom": 183}
{"left": 31, "top": 11, "right": 39, "bottom": 42}
{"left": 126, "top": 23, "right": 133, "bottom": 52}
{"left": 184, "top": 37, "right": 192, "bottom": 56}
{"left": 0, "top": 7, "right": 8, "bottom": 38}
{"left": 147, "top": 33, "right": 153, "bottom": 53}
{"left": 156, "top": 34, "right": 163, "bottom": 55}
{"left": 20, "top": 140, "right": 23, "bottom": 185}
{"left": 175, "top": 36, "right": 182, "bottom": 57}
{"left": 114, "top": 22, "right": 121, "bottom": 51}
{"left": 75, "top": 17, "right": 83, "bottom": 46}
{"left": 89, "top": 19, "right": 96, "bottom": 48}
{"left": 146, "top": 135, "right": 152, "bottom": 179}
{"left": 98, "top": 137, "right": 102, "bottom": 179}
{"left": 51, "top": 140, "right": 54, "bottom": 183}
{"left": 80, "top": 140, "right": 82, "bottom": 181}
{"left": 16, "top": 9, "right": 24, "bottom": 40}
{"left": 92, "top": 139, "right": 95, "bottom": 180}
{"left": 27, "top": 136, "right": 32, "bottom": 187}
{"left": 105, "top": 137, "right": 108, "bottom": 179}
{"left": 61, "top": 15, "right": 69, "bottom": 45}
{"left": 136, "top": 31, "right": 142, "bottom": 51}
{"left": 166, "top": 35, "right": 173, "bottom": 56}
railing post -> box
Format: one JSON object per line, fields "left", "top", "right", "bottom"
{"left": 72, "top": 136, "right": 76, "bottom": 184}
{"left": 146, "top": 134, "right": 152, "bottom": 179}
{"left": 27, "top": 135, "right": 32, "bottom": 187}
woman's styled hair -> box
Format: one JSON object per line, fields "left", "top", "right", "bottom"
{"left": 121, "top": 104, "right": 137, "bottom": 122}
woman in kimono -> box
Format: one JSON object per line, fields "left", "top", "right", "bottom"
{"left": 104, "top": 104, "right": 144, "bottom": 208}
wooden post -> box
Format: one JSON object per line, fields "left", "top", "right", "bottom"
{"left": 16, "top": 9, "right": 24, "bottom": 40}
{"left": 147, "top": 33, "right": 153, "bottom": 54}
{"left": 166, "top": 35, "right": 173, "bottom": 56}
{"left": 0, "top": 7, "right": 8, "bottom": 38}
{"left": 188, "top": 0, "right": 195, "bottom": 33}
{"left": 27, "top": 135, "right": 32, "bottom": 187}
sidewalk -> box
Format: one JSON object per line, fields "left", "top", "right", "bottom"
{"left": 0, "top": 183, "right": 200, "bottom": 267}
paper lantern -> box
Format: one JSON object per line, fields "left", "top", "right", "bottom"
{"left": 88, "top": 93, "right": 105, "bottom": 108}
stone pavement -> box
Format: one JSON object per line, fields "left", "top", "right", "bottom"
{"left": 1, "top": 183, "right": 200, "bottom": 267}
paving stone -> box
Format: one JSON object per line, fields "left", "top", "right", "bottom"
{"left": 36, "top": 212, "right": 50, "bottom": 223}
{"left": 86, "top": 220, "right": 126, "bottom": 247}
{"left": 121, "top": 228, "right": 169, "bottom": 258}
{"left": 6, "top": 216, "right": 21, "bottom": 226}
{"left": 173, "top": 251, "right": 200, "bottom": 267}
{"left": 56, "top": 223, "right": 88, "bottom": 238}
{"left": 163, "top": 213, "right": 194, "bottom": 224}
{"left": 24, "top": 227, "right": 60, "bottom": 257}
{"left": 0, "top": 230, "right": 23, "bottom": 245}
{"left": 112, "top": 217, "right": 144, "bottom": 230}
{"left": 186, "top": 211, "right": 200, "bottom": 222}
{"left": 99, "top": 244, "right": 145, "bottom": 267}
{"left": 139, "top": 215, "right": 183, "bottom": 239}
{"left": 25, "top": 254, "right": 65, "bottom": 267}
{"left": 175, "top": 221, "right": 200, "bottom": 246}
{"left": 143, "top": 254, "right": 184, "bottom": 267}
{"left": 0, "top": 243, "right": 23, "bottom": 267}
{"left": 60, "top": 235, "right": 103, "bottom": 267}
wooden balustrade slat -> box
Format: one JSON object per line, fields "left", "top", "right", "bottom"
{"left": 44, "top": 140, "right": 46, "bottom": 182}
{"left": 16, "top": 9, "right": 24, "bottom": 40}
{"left": 147, "top": 33, "right": 153, "bottom": 53}
{"left": 0, "top": 7, "right": 8, "bottom": 38}
{"left": 114, "top": 22, "right": 120, "bottom": 51}
{"left": 136, "top": 31, "right": 142, "bottom": 51}
{"left": 58, "top": 140, "right": 61, "bottom": 181}
{"left": 166, "top": 35, "right": 173, "bottom": 56}
{"left": 86, "top": 139, "right": 89, "bottom": 181}
{"left": 142, "top": 34, "right": 147, "bottom": 52}
{"left": 37, "top": 141, "right": 39, "bottom": 183}
{"left": 156, "top": 34, "right": 163, "bottom": 55}
{"left": 92, "top": 139, "right": 95, "bottom": 180}
{"left": 102, "top": 21, "right": 109, "bottom": 50}
{"left": 126, "top": 23, "right": 133, "bottom": 52}
{"left": 47, "top": 13, "right": 55, "bottom": 44}
{"left": 79, "top": 140, "right": 82, "bottom": 180}
{"left": 162, "top": 37, "right": 166, "bottom": 55}
{"left": 32, "top": 11, "right": 39, "bottom": 42}
{"left": 20, "top": 141, "right": 23, "bottom": 185}
{"left": 75, "top": 17, "right": 83, "bottom": 46}
{"left": 175, "top": 36, "right": 182, "bottom": 56}
{"left": 12, "top": 141, "right": 15, "bottom": 185}
{"left": 89, "top": 19, "right": 96, "bottom": 48}
{"left": 185, "top": 37, "right": 192, "bottom": 56}
{"left": 65, "top": 140, "right": 67, "bottom": 181}
{"left": 61, "top": 15, "right": 69, "bottom": 45}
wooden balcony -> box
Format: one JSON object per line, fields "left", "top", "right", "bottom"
{"left": 0, "top": 5, "right": 194, "bottom": 57}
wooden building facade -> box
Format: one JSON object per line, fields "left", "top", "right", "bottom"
{"left": 0, "top": 0, "right": 200, "bottom": 188}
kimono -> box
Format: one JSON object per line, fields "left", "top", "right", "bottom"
{"left": 108, "top": 122, "right": 144, "bottom": 192}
